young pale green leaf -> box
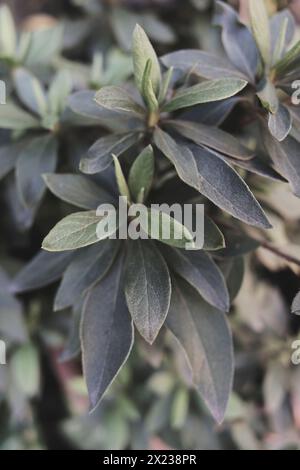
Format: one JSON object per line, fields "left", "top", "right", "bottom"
{"left": 43, "top": 173, "right": 114, "bottom": 210}
{"left": 158, "top": 67, "right": 174, "bottom": 104}
{"left": 166, "top": 279, "right": 234, "bottom": 424}
{"left": 125, "top": 240, "right": 171, "bottom": 344}
{"left": 0, "top": 103, "right": 41, "bottom": 130}
{"left": 113, "top": 155, "right": 131, "bottom": 201}
{"left": 13, "top": 68, "right": 47, "bottom": 117}
{"left": 154, "top": 129, "right": 271, "bottom": 229}
{"left": 42, "top": 211, "right": 105, "bottom": 252}
{"left": 11, "top": 250, "right": 73, "bottom": 293}
{"left": 128, "top": 145, "right": 154, "bottom": 202}
{"left": 132, "top": 24, "right": 161, "bottom": 96}
{"left": 0, "top": 5, "right": 16, "bottom": 58}
{"left": 141, "top": 59, "right": 159, "bottom": 112}
{"left": 54, "top": 240, "right": 119, "bottom": 311}
{"left": 162, "top": 78, "right": 247, "bottom": 113}
{"left": 81, "top": 257, "right": 134, "bottom": 411}
{"left": 16, "top": 134, "right": 58, "bottom": 209}
{"left": 271, "top": 10, "right": 295, "bottom": 64}
{"left": 161, "top": 245, "right": 230, "bottom": 312}
{"left": 23, "top": 24, "right": 63, "bottom": 67}
{"left": 94, "top": 86, "right": 145, "bottom": 118}
{"left": 249, "top": 0, "right": 271, "bottom": 65}
{"left": 139, "top": 207, "right": 195, "bottom": 249}
{"left": 272, "top": 16, "right": 289, "bottom": 65}
{"left": 81, "top": 133, "right": 138, "bottom": 174}
{"left": 168, "top": 120, "right": 253, "bottom": 160}
{"left": 48, "top": 70, "right": 73, "bottom": 117}
{"left": 273, "top": 40, "right": 300, "bottom": 77}
{"left": 10, "top": 344, "right": 40, "bottom": 398}
{"left": 268, "top": 104, "right": 292, "bottom": 142}
{"left": 256, "top": 79, "right": 279, "bottom": 114}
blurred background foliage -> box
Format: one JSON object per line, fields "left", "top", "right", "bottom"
{"left": 1, "top": 0, "right": 300, "bottom": 450}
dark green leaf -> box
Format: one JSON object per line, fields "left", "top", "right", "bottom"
{"left": 124, "top": 240, "right": 171, "bottom": 344}
{"left": 263, "top": 131, "right": 300, "bottom": 196}
{"left": 54, "top": 240, "right": 119, "bottom": 311}
{"left": 81, "top": 257, "right": 134, "bottom": 410}
{"left": 168, "top": 120, "right": 253, "bottom": 160}
{"left": 80, "top": 133, "right": 138, "bottom": 174}
{"left": 11, "top": 251, "right": 74, "bottom": 293}
{"left": 154, "top": 129, "right": 271, "bottom": 229}
{"left": 166, "top": 279, "right": 234, "bottom": 424}
{"left": 43, "top": 173, "right": 113, "bottom": 209}
{"left": 161, "top": 245, "right": 229, "bottom": 311}
{"left": 214, "top": 1, "right": 258, "bottom": 83}
{"left": 16, "top": 134, "right": 58, "bottom": 209}
{"left": 0, "top": 141, "right": 22, "bottom": 180}
{"left": 161, "top": 50, "right": 247, "bottom": 80}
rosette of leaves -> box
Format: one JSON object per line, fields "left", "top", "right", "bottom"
{"left": 0, "top": 4, "right": 63, "bottom": 72}
{"left": 11, "top": 144, "right": 238, "bottom": 423}
{"left": 0, "top": 68, "right": 74, "bottom": 226}
{"left": 69, "top": 24, "right": 271, "bottom": 231}
{"left": 162, "top": 0, "right": 300, "bottom": 196}
{"left": 69, "top": 0, "right": 175, "bottom": 51}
